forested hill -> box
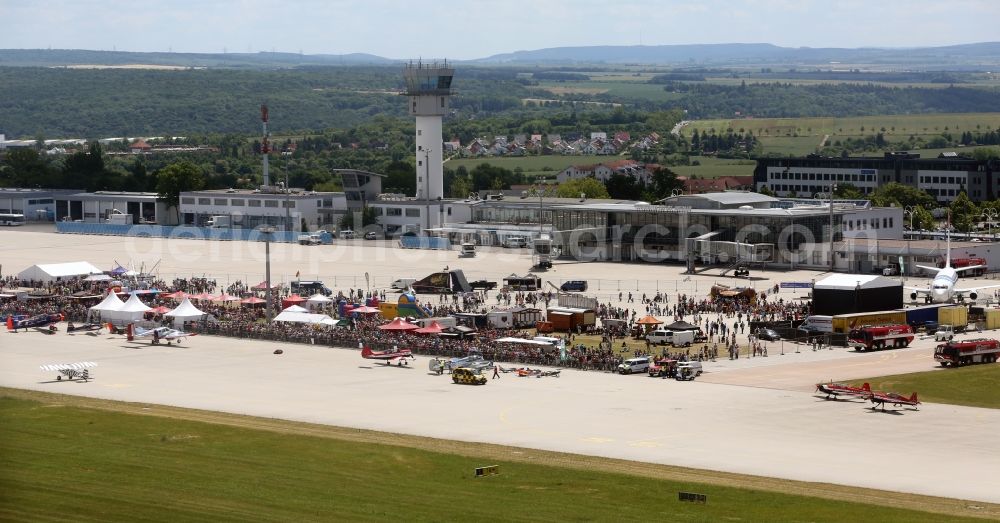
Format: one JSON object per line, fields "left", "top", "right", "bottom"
{"left": 2, "top": 65, "right": 1000, "bottom": 138}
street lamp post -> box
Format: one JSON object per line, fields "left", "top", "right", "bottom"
{"left": 260, "top": 225, "right": 276, "bottom": 320}
{"left": 982, "top": 208, "right": 998, "bottom": 241}
{"left": 903, "top": 206, "right": 916, "bottom": 281}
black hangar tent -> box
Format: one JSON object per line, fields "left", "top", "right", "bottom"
{"left": 812, "top": 274, "right": 902, "bottom": 316}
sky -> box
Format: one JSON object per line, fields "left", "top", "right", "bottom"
{"left": 1, "top": 0, "right": 998, "bottom": 60}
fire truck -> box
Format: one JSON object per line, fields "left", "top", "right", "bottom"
{"left": 934, "top": 338, "right": 1000, "bottom": 367}
{"left": 847, "top": 324, "right": 915, "bottom": 351}
{"left": 939, "top": 257, "right": 987, "bottom": 277}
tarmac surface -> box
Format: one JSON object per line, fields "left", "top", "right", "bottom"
{"left": 3, "top": 228, "right": 1000, "bottom": 503}
{"left": 2, "top": 325, "right": 999, "bottom": 504}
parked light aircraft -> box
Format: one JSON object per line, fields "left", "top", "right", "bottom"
{"left": 40, "top": 361, "right": 96, "bottom": 381}
{"left": 361, "top": 345, "right": 415, "bottom": 365}
{"left": 815, "top": 381, "right": 870, "bottom": 400}
{"left": 6, "top": 313, "right": 63, "bottom": 332}
{"left": 867, "top": 390, "right": 920, "bottom": 411}
{"left": 906, "top": 228, "right": 1000, "bottom": 303}
{"left": 132, "top": 325, "right": 194, "bottom": 345}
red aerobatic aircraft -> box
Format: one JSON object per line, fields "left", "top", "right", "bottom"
{"left": 361, "top": 345, "right": 415, "bottom": 366}
{"left": 815, "top": 381, "right": 870, "bottom": 400}
{"left": 867, "top": 390, "right": 920, "bottom": 411}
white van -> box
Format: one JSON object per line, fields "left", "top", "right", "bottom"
{"left": 646, "top": 329, "right": 695, "bottom": 347}
{"left": 797, "top": 315, "right": 833, "bottom": 335}
{"left": 503, "top": 236, "right": 527, "bottom": 248}
{"left": 617, "top": 356, "right": 650, "bottom": 374}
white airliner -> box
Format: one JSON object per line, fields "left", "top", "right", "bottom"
{"left": 906, "top": 231, "right": 1000, "bottom": 303}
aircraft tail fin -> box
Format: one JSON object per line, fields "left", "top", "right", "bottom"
{"left": 862, "top": 382, "right": 871, "bottom": 393}
{"left": 6, "top": 316, "right": 13, "bottom": 331}
{"left": 910, "top": 392, "right": 919, "bottom": 404}
{"left": 126, "top": 323, "right": 134, "bottom": 341}
{"left": 361, "top": 346, "right": 372, "bottom": 358}
{"left": 945, "top": 211, "right": 952, "bottom": 268}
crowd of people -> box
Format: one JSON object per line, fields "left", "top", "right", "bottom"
{"left": 2, "top": 273, "right": 813, "bottom": 371}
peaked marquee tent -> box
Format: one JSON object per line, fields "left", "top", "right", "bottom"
{"left": 272, "top": 311, "right": 336, "bottom": 325}
{"left": 165, "top": 298, "right": 208, "bottom": 327}
{"left": 87, "top": 291, "right": 125, "bottom": 322}
{"left": 115, "top": 293, "right": 152, "bottom": 324}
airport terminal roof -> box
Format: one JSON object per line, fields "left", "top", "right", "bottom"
{"left": 814, "top": 274, "right": 901, "bottom": 290}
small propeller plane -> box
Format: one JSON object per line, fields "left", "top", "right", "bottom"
{"left": 132, "top": 325, "right": 194, "bottom": 345}
{"left": 6, "top": 313, "right": 64, "bottom": 332}
{"left": 815, "top": 381, "right": 870, "bottom": 400}
{"left": 361, "top": 345, "right": 415, "bottom": 366}
{"left": 66, "top": 322, "right": 104, "bottom": 333}
{"left": 40, "top": 361, "right": 97, "bottom": 382}
{"left": 867, "top": 390, "right": 920, "bottom": 411}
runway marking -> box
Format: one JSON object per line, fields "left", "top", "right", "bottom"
{"left": 581, "top": 436, "right": 614, "bottom": 444}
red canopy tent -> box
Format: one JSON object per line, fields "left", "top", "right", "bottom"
{"left": 191, "top": 292, "right": 214, "bottom": 301}
{"left": 352, "top": 305, "right": 381, "bottom": 314}
{"left": 213, "top": 293, "right": 241, "bottom": 303}
{"left": 149, "top": 305, "right": 171, "bottom": 314}
{"left": 378, "top": 318, "right": 420, "bottom": 331}
{"left": 252, "top": 281, "right": 280, "bottom": 290}
{"left": 240, "top": 296, "right": 266, "bottom": 306}
{"left": 281, "top": 294, "right": 307, "bottom": 309}
{"left": 168, "top": 291, "right": 190, "bottom": 301}
{"left": 414, "top": 321, "right": 444, "bottom": 335}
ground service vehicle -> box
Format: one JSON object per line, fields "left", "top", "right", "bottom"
{"left": 459, "top": 243, "right": 476, "bottom": 257}
{"left": 848, "top": 324, "right": 915, "bottom": 351}
{"left": 676, "top": 361, "right": 703, "bottom": 380}
{"left": 648, "top": 358, "right": 677, "bottom": 378}
{"left": 0, "top": 213, "right": 25, "bottom": 226}
{"left": 617, "top": 357, "right": 650, "bottom": 374}
{"left": 934, "top": 338, "right": 1000, "bottom": 366}
{"left": 340, "top": 229, "right": 355, "bottom": 239}
{"left": 935, "top": 325, "right": 957, "bottom": 342}
{"left": 797, "top": 315, "right": 833, "bottom": 336}
{"left": 364, "top": 231, "right": 378, "bottom": 240}
{"left": 206, "top": 215, "right": 231, "bottom": 228}
{"left": 503, "top": 236, "right": 527, "bottom": 248}
{"left": 298, "top": 233, "right": 322, "bottom": 245}
{"left": 733, "top": 265, "right": 750, "bottom": 277}
{"left": 290, "top": 280, "right": 333, "bottom": 296}
{"left": 452, "top": 367, "right": 487, "bottom": 385}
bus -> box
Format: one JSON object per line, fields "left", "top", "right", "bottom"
{"left": 0, "top": 213, "right": 25, "bottom": 226}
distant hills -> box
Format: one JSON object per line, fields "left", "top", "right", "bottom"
{"left": 3, "top": 42, "right": 1000, "bottom": 68}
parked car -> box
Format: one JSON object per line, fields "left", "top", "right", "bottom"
{"left": 340, "top": 229, "right": 355, "bottom": 239}
{"left": 560, "top": 280, "right": 588, "bottom": 292}
{"left": 617, "top": 357, "right": 650, "bottom": 375}
{"left": 756, "top": 328, "right": 781, "bottom": 341}
{"left": 733, "top": 265, "right": 750, "bottom": 277}
{"left": 364, "top": 231, "right": 378, "bottom": 240}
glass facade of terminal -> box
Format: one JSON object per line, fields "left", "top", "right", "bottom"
{"left": 552, "top": 207, "right": 842, "bottom": 254}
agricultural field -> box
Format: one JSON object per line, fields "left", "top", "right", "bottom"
{"left": 532, "top": 81, "right": 684, "bottom": 102}
{"left": 685, "top": 113, "right": 1000, "bottom": 139}
{"left": 849, "top": 364, "right": 1000, "bottom": 409}
{"left": 670, "top": 156, "right": 756, "bottom": 178}
{"left": 0, "top": 392, "right": 983, "bottom": 522}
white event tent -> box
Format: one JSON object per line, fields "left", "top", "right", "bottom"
{"left": 115, "top": 293, "right": 152, "bottom": 324}
{"left": 87, "top": 292, "right": 125, "bottom": 322}
{"left": 18, "top": 262, "right": 102, "bottom": 283}
{"left": 272, "top": 310, "right": 336, "bottom": 326}
{"left": 282, "top": 304, "right": 310, "bottom": 313}
{"left": 164, "top": 298, "right": 208, "bottom": 328}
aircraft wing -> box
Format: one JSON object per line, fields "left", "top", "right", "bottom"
{"left": 40, "top": 362, "right": 97, "bottom": 371}
{"left": 914, "top": 264, "right": 940, "bottom": 272}
{"left": 160, "top": 329, "right": 192, "bottom": 339}
{"left": 905, "top": 286, "right": 929, "bottom": 296}
{"left": 954, "top": 283, "right": 1000, "bottom": 295}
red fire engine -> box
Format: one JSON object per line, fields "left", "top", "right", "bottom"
{"left": 848, "top": 324, "right": 915, "bottom": 351}
{"left": 939, "top": 257, "right": 987, "bottom": 277}
{"left": 934, "top": 338, "right": 1000, "bottom": 366}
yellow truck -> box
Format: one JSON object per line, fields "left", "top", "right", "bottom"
{"left": 831, "top": 311, "right": 907, "bottom": 334}
{"left": 938, "top": 306, "right": 969, "bottom": 330}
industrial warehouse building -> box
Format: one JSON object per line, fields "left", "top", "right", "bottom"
{"left": 811, "top": 274, "right": 903, "bottom": 316}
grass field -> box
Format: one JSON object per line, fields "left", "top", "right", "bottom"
{"left": 849, "top": 364, "right": 1000, "bottom": 409}
{"left": 668, "top": 156, "right": 756, "bottom": 179}
{"left": 0, "top": 391, "right": 990, "bottom": 522}
{"left": 533, "top": 81, "right": 684, "bottom": 102}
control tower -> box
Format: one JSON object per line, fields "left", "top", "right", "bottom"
{"left": 403, "top": 60, "right": 453, "bottom": 201}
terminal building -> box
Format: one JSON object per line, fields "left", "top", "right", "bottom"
{"left": 178, "top": 189, "right": 346, "bottom": 230}
{"left": 754, "top": 152, "right": 1000, "bottom": 203}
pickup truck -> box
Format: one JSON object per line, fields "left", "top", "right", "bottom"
{"left": 469, "top": 280, "right": 498, "bottom": 291}
{"left": 298, "top": 233, "right": 322, "bottom": 245}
